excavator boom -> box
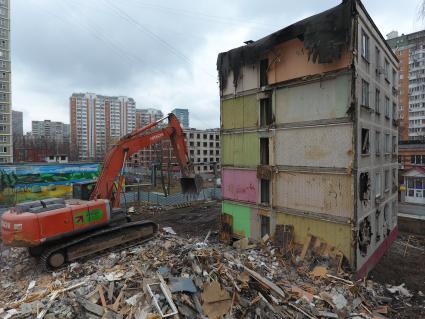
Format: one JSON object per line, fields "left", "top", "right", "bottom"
{"left": 90, "top": 113, "right": 199, "bottom": 207}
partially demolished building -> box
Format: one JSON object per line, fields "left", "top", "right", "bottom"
{"left": 217, "top": 0, "right": 399, "bottom": 276}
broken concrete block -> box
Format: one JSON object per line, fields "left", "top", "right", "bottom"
{"left": 233, "top": 237, "right": 249, "bottom": 250}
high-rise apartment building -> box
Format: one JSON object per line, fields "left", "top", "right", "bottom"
{"left": 12, "top": 110, "right": 23, "bottom": 137}
{"left": 135, "top": 108, "right": 164, "bottom": 128}
{"left": 32, "top": 120, "right": 69, "bottom": 140}
{"left": 387, "top": 30, "right": 425, "bottom": 141}
{"left": 0, "top": 0, "right": 11, "bottom": 163}
{"left": 218, "top": 0, "right": 398, "bottom": 276}
{"left": 70, "top": 93, "right": 136, "bottom": 160}
{"left": 171, "top": 108, "right": 189, "bottom": 128}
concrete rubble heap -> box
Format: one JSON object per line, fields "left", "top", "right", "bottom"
{"left": 0, "top": 231, "right": 415, "bottom": 319}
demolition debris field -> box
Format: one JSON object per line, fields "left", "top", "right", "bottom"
{"left": 0, "top": 201, "right": 424, "bottom": 319}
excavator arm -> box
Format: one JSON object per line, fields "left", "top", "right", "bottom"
{"left": 90, "top": 113, "right": 198, "bottom": 208}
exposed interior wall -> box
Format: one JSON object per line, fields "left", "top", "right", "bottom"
{"left": 222, "top": 65, "right": 258, "bottom": 97}
{"left": 221, "top": 132, "right": 259, "bottom": 167}
{"left": 222, "top": 201, "right": 252, "bottom": 238}
{"left": 267, "top": 38, "right": 351, "bottom": 85}
{"left": 273, "top": 124, "right": 353, "bottom": 168}
{"left": 222, "top": 168, "right": 258, "bottom": 203}
{"left": 274, "top": 172, "right": 354, "bottom": 219}
{"left": 275, "top": 74, "right": 352, "bottom": 123}
{"left": 276, "top": 212, "right": 353, "bottom": 265}
{"left": 221, "top": 94, "right": 258, "bottom": 129}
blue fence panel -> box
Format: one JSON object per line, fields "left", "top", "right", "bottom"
{"left": 122, "top": 188, "right": 221, "bottom": 206}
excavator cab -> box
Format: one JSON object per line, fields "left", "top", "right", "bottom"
{"left": 180, "top": 175, "right": 202, "bottom": 194}
{"left": 73, "top": 181, "right": 97, "bottom": 200}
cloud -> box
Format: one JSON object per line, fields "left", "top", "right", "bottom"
{"left": 11, "top": 0, "right": 423, "bottom": 132}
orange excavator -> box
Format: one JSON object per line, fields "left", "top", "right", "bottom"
{"left": 1, "top": 114, "right": 199, "bottom": 269}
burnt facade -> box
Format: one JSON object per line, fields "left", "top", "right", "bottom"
{"left": 218, "top": 0, "right": 398, "bottom": 276}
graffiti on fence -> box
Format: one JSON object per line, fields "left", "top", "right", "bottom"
{"left": 0, "top": 162, "right": 100, "bottom": 203}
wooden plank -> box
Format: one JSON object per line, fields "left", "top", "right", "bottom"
{"left": 112, "top": 284, "right": 127, "bottom": 311}
{"left": 97, "top": 284, "right": 107, "bottom": 308}
{"left": 242, "top": 266, "right": 286, "bottom": 300}
{"left": 300, "top": 235, "right": 312, "bottom": 261}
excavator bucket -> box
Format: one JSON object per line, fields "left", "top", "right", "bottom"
{"left": 180, "top": 175, "right": 202, "bottom": 194}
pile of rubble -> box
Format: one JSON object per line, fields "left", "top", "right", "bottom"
{"left": 0, "top": 230, "right": 417, "bottom": 319}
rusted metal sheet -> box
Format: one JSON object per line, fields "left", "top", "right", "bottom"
{"left": 222, "top": 65, "right": 258, "bottom": 96}
{"left": 274, "top": 124, "right": 353, "bottom": 168}
{"left": 222, "top": 168, "right": 258, "bottom": 203}
{"left": 256, "top": 165, "right": 272, "bottom": 180}
{"left": 219, "top": 213, "right": 233, "bottom": 244}
{"left": 221, "top": 132, "right": 259, "bottom": 167}
{"left": 276, "top": 211, "right": 353, "bottom": 266}
{"left": 274, "top": 172, "right": 354, "bottom": 219}
{"left": 221, "top": 94, "right": 258, "bottom": 129}
{"left": 274, "top": 224, "right": 294, "bottom": 254}
{"left": 275, "top": 74, "right": 351, "bottom": 124}
{"left": 267, "top": 38, "right": 351, "bottom": 85}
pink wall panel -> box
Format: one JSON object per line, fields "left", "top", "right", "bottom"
{"left": 222, "top": 168, "right": 257, "bottom": 203}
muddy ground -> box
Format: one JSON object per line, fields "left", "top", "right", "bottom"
{"left": 132, "top": 200, "right": 221, "bottom": 238}
{"left": 132, "top": 201, "right": 425, "bottom": 318}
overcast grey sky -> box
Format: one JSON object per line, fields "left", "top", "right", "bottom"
{"left": 11, "top": 0, "right": 425, "bottom": 132}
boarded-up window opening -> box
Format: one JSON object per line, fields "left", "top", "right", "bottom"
{"left": 383, "top": 204, "right": 390, "bottom": 236}
{"left": 392, "top": 136, "right": 397, "bottom": 154}
{"left": 260, "top": 179, "right": 270, "bottom": 205}
{"left": 392, "top": 168, "right": 397, "bottom": 191}
{"left": 375, "top": 131, "right": 381, "bottom": 155}
{"left": 260, "top": 98, "right": 273, "bottom": 126}
{"left": 375, "top": 172, "right": 382, "bottom": 198}
{"left": 361, "top": 80, "right": 369, "bottom": 107}
{"left": 260, "top": 215, "right": 270, "bottom": 238}
{"left": 260, "top": 59, "right": 268, "bottom": 87}
{"left": 375, "top": 89, "right": 380, "bottom": 113}
{"left": 358, "top": 216, "right": 372, "bottom": 257}
{"left": 375, "top": 210, "right": 381, "bottom": 242}
{"left": 359, "top": 172, "right": 370, "bottom": 202}
{"left": 361, "top": 128, "right": 370, "bottom": 155}
{"left": 384, "top": 170, "right": 389, "bottom": 191}
{"left": 260, "top": 138, "right": 269, "bottom": 165}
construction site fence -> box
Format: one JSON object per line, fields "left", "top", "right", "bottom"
{"left": 122, "top": 187, "right": 222, "bottom": 207}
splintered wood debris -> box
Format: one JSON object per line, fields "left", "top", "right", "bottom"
{"left": 0, "top": 230, "right": 417, "bottom": 318}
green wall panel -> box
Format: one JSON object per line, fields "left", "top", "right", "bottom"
{"left": 221, "top": 132, "right": 259, "bottom": 167}
{"left": 221, "top": 94, "right": 258, "bottom": 129}
{"left": 222, "top": 200, "right": 251, "bottom": 238}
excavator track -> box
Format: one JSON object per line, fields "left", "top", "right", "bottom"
{"left": 40, "top": 220, "right": 158, "bottom": 271}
